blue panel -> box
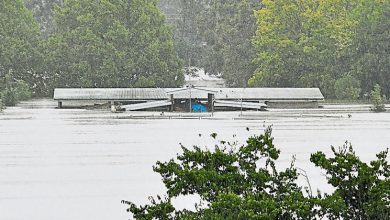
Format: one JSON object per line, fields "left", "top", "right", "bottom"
{"left": 192, "top": 103, "right": 208, "bottom": 112}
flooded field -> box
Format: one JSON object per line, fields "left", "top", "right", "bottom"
{"left": 1, "top": 99, "right": 389, "bottom": 220}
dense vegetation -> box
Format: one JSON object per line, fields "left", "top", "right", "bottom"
{"left": 123, "top": 128, "right": 390, "bottom": 219}
{"left": 43, "top": 0, "right": 183, "bottom": 89}
{"left": 166, "top": 0, "right": 389, "bottom": 99}
{"left": 24, "top": 0, "right": 63, "bottom": 38}
{"left": 173, "top": 0, "right": 261, "bottom": 87}
{"left": 1, "top": 0, "right": 390, "bottom": 104}
{"left": 249, "top": 0, "right": 390, "bottom": 99}
{"left": 1, "top": 0, "right": 182, "bottom": 105}
{"left": 0, "top": 0, "right": 39, "bottom": 105}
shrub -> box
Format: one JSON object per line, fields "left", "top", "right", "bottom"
{"left": 334, "top": 75, "right": 361, "bottom": 100}
{"left": 2, "top": 88, "right": 17, "bottom": 106}
{"left": 14, "top": 80, "right": 32, "bottom": 101}
{"left": 0, "top": 71, "right": 32, "bottom": 106}
{"left": 371, "top": 84, "right": 385, "bottom": 112}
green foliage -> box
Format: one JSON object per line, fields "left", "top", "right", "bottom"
{"left": 174, "top": 0, "right": 261, "bottom": 87}
{"left": 371, "top": 84, "right": 385, "bottom": 112}
{"left": 0, "top": 71, "right": 32, "bottom": 106}
{"left": 9, "top": 0, "right": 390, "bottom": 98}
{"left": 0, "top": 93, "right": 5, "bottom": 112}
{"left": 311, "top": 144, "right": 390, "bottom": 219}
{"left": 24, "top": 0, "right": 64, "bottom": 38}
{"left": 1, "top": 72, "right": 18, "bottom": 106}
{"left": 44, "top": 0, "right": 183, "bottom": 89}
{"left": 0, "top": 0, "right": 42, "bottom": 94}
{"left": 124, "top": 129, "right": 390, "bottom": 219}
{"left": 14, "top": 80, "right": 32, "bottom": 101}
{"left": 251, "top": 0, "right": 360, "bottom": 97}
{"left": 132, "top": 76, "right": 156, "bottom": 88}
{"left": 250, "top": 0, "right": 390, "bottom": 99}
{"left": 2, "top": 88, "right": 18, "bottom": 107}
{"left": 173, "top": 0, "right": 207, "bottom": 69}
{"left": 123, "top": 128, "right": 319, "bottom": 219}
{"left": 349, "top": 0, "right": 390, "bottom": 97}
{"left": 207, "top": 0, "right": 261, "bottom": 87}
{"left": 334, "top": 75, "right": 361, "bottom": 100}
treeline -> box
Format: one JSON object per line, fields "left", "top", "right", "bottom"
{"left": 0, "top": 0, "right": 183, "bottom": 105}
{"left": 250, "top": 0, "right": 390, "bottom": 99}
{"left": 173, "top": 0, "right": 390, "bottom": 99}
{"left": 1, "top": 0, "right": 390, "bottom": 105}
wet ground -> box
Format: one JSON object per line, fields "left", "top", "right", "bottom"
{"left": 0, "top": 99, "right": 389, "bottom": 220}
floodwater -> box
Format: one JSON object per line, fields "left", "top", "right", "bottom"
{"left": 0, "top": 99, "right": 389, "bottom": 220}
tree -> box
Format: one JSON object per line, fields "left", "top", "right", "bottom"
{"left": 334, "top": 75, "right": 361, "bottom": 100}
{"left": 371, "top": 84, "right": 385, "bottom": 112}
{"left": 250, "top": 0, "right": 361, "bottom": 98}
{"left": 204, "top": 0, "right": 261, "bottom": 87}
{"left": 1, "top": 72, "right": 18, "bottom": 106}
{"left": 123, "top": 129, "right": 389, "bottom": 219}
{"left": 0, "top": 0, "right": 42, "bottom": 95}
{"left": 311, "top": 143, "right": 389, "bottom": 219}
{"left": 44, "top": 0, "right": 184, "bottom": 89}
{"left": 348, "top": 0, "right": 390, "bottom": 97}
{"left": 0, "top": 71, "right": 32, "bottom": 106}
{"left": 173, "top": 0, "right": 261, "bottom": 87}
{"left": 173, "top": 0, "right": 207, "bottom": 70}
{"left": 123, "top": 128, "right": 319, "bottom": 219}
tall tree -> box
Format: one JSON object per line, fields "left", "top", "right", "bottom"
{"left": 349, "top": 0, "right": 390, "bottom": 97}
{"left": 250, "top": 0, "right": 360, "bottom": 97}
{"left": 208, "top": 0, "right": 261, "bottom": 87}
{"left": 0, "top": 0, "right": 41, "bottom": 91}
{"left": 174, "top": 0, "right": 261, "bottom": 87}
{"left": 44, "top": 0, "right": 184, "bottom": 89}
{"left": 174, "top": 0, "right": 209, "bottom": 70}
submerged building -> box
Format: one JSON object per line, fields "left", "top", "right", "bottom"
{"left": 53, "top": 87, "right": 324, "bottom": 112}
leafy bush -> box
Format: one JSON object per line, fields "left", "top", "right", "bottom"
{"left": 0, "top": 72, "right": 32, "bottom": 106}
{"left": 371, "top": 84, "right": 385, "bottom": 112}
{"left": 123, "top": 129, "right": 389, "bottom": 219}
{"left": 334, "top": 75, "right": 361, "bottom": 100}
{"left": 2, "top": 88, "right": 17, "bottom": 106}
{"left": 14, "top": 80, "right": 32, "bottom": 101}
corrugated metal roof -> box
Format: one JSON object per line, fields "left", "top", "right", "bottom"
{"left": 54, "top": 88, "right": 324, "bottom": 101}
{"left": 165, "top": 88, "right": 324, "bottom": 100}
{"left": 54, "top": 88, "right": 168, "bottom": 100}
{"left": 214, "top": 88, "right": 324, "bottom": 100}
